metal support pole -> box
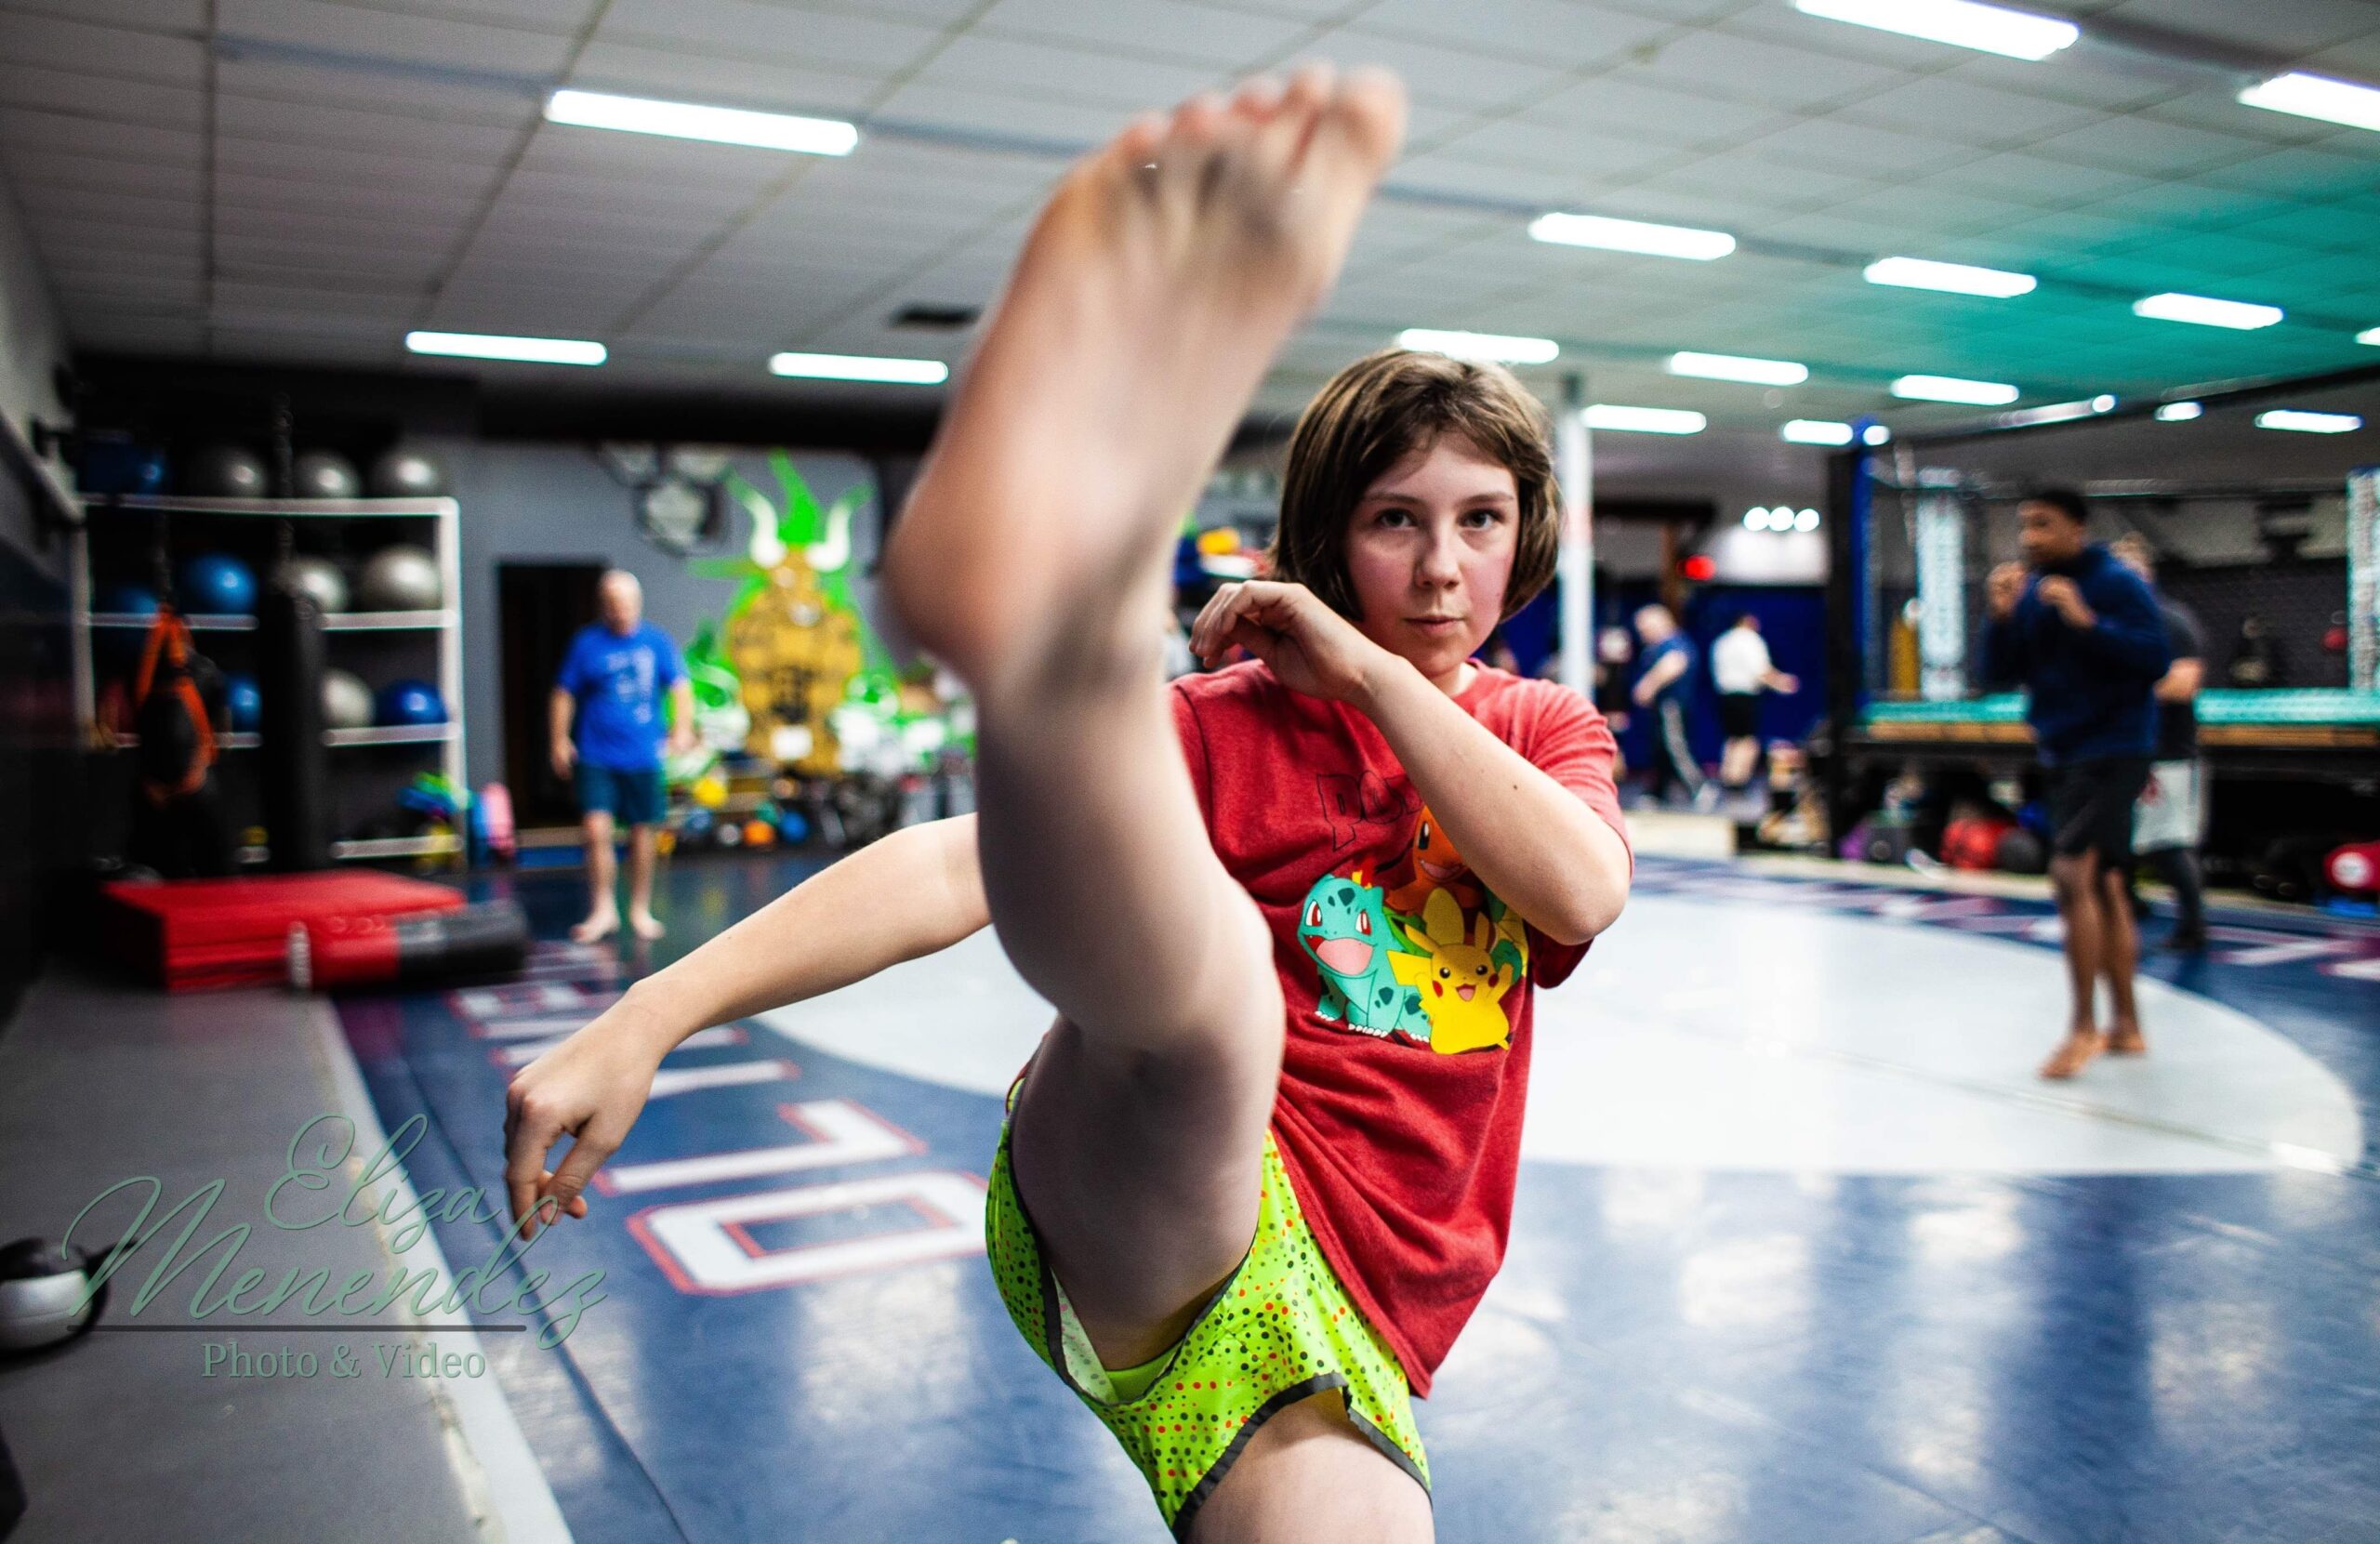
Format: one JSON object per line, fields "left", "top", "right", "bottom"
{"left": 1556, "top": 371, "right": 1593, "bottom": 697}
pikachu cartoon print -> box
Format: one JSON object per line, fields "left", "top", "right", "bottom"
{"left": 1299, "top": 802, "right": 1533, "bottom": 1056}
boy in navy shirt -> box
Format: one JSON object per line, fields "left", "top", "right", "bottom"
{"left": 1979, "top": 489, "right": 2169, "bottom": 1079}
{"left": 550, "top": 569, "right": 694, "bottom": 942}
{"left": 1632, "top": 603, "right": 1706, "bottom": 806}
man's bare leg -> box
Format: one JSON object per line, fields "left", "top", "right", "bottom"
{"left": 885, "top": 68, "right": 1404, "bottom": 1362}
{"left": 572, "top": 811, "right": 618, "bottom": 943}
{"left": 2042, "top": 851, "right": 2106, "bottom": 1079}
{"left": 625, "top": 824, "right": 665, "bottom": 940}
{"left": 2100, "top": 867, "right": 2147, "bottom": 1054}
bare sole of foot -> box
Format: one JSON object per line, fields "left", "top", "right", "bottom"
{"left": 2040, "top": 1030, "right": 2108, "bottom": 1080}
{"left": 883, "top": 63, "right": 1407, "bottom": 690}
{"left": 570, "top": 912, "right": 619, "bottom": 944}
{"left": 628, "top": 911, "right": 666, "bottom": 941}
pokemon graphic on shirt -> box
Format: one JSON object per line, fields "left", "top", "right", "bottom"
{"left": 1294, "top": 805, "right": 1531, "bottom": 1055}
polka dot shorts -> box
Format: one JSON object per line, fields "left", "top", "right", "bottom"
{"left": 985, "top": 1102, "right": 1429, "bottom": 1537}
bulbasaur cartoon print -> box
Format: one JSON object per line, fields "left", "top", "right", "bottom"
{"left": 1390, "top": 888, "right": 1520, "bottom": 1055}
{"left": 1297, "top": 869, "right": 1433, "bottom": 1041}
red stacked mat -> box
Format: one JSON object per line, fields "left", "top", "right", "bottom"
{"left": 101, "top": 872, "right": 467, "bottom": 992}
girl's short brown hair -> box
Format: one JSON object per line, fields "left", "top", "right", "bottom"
{"left": 1267, "top": 349, "right": 1560, "bottom": 623}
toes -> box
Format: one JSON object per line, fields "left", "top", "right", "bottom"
{"left": 1250, "top": 61, "right": 1332, "bottom": 179}
{"left": 1300, "top": 65, "right": 1407, "bottom": 186}
{"left": 1230, "top": 74, "right": 1284, "bottom": 122}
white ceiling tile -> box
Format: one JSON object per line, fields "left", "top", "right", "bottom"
{"left": 1517, "top": 75, "right": 1792, "bottom": 147}
{"left": 869, "top": 76, "right": 1162, "bottom": 145}
{"left": 215, "top": 0, "right": 583, "bottom": 75}
{"left": 214, "top": 93, "right": 524, "bottom": 162}
{"left": 213, "top": 54, "right": 538, "bottom": 122}
{"left": 2104, "top": 0, "right": 2380, "bottom": 55}
{"left": 918, "top": 33, "right": 1226, "bottom": 107}
{"left": 358, "top": 0, "right": 599, "bottom": 29}
{"left": 564, "top": 38, "right": 885, "bottom": 115}
{"left": 1355, "top": 0, "right": 1673, "bottom": 70}
{"left": 215, "top": 134, "right": 505, "bottom": 195}
{"left": 2194, "top": 145, "right": 2380, "bottom": 201}
{"left": 1835, "top": 78, "right": 2109, "bottom": 145}
{"left": 2027, "top": 114, "right": 2276, "bottom": 178}
{"left": 1734, "top": 117, "right": 1977, "bottom": 178}
{"left": 1431, "top": 117, "right": 1684, "bottom": 182}
{"left": 0, "top": 12, "right": 204, "bottom": 84}
{"left": 1, "top": 147, "right": 200, "bottom": 199}
{"left": 1316, "top": 29, "right": 1568, "bottom": 111}
{"left": 972, "top": 0, "right": 1313, "bottom": 71}
{"left": 1627, "top": 29, "right": 1920, "bottom": 113}
{"left": 596, "top": 0, "right": 941, "bottom": 74}
{"left": 0, "top": 69, "right": 203, "bottom": 130}
{"left": 1928, "top": 151, "right": 2154, "bottom": 208}
{"left": 0, "top": 0, "right": 205, "bottom": 28}
{"left": 214, "top": 170, "right": 483, "bottom": 221}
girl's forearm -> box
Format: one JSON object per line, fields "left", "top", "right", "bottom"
{"left": 612, "top": 814, "right": 988, "bottom": 1056}
{"left": 1355, "top": 657, "right": 1629, "bottom": 945}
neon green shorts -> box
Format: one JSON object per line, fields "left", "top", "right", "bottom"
{"left": 985, "top": 1100, "right": 1429, "bottom": 1537}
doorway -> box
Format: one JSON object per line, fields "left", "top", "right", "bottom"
{"left": 498, "top": 561, "right": 605, "bottom": 829}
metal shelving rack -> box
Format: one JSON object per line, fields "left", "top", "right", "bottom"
{"left": 69, "top": 493, "right": 468, "bottom": 863}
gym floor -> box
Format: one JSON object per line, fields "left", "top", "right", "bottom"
{"left": 22, "top": 846, "right": 2363, "bottom": 1544}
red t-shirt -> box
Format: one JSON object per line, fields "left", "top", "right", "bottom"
{"left": 1170, "top": 660, "right": 1627, "bottom": 1395}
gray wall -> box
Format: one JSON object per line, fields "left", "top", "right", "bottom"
{"left": 429, "top": 438, "right": 884, "bottom": 787}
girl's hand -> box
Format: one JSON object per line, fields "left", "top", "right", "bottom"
{"left": 502, "top": 998, "right": 671, "bottom": 1240}
{"left": 1189, "top": 580, "right": 1391, "bottom": 704}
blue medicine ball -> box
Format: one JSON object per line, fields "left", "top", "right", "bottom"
{"left": 223, "top": 672, "right": 262, "bottom": 732}
{"left": 178, "top": 553, "right": 258, "bottom": 616}
{"left": 374, "top": 679, "right": 447, "bottom": 727}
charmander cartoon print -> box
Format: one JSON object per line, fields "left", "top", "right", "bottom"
{"left": 1297, "top": 869, "right": 1434, "bottom": 1041}
{"left": 1390, "top": 889, "right": 1519, "bottom": 1055}
{"left": 1381, "top": 806, "right": 1484, "bottom": 915}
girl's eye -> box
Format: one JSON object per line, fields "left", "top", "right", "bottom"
{"left": 1461, "top": 508, "right": 1502, "bottom": 527}
{"left": 1377, "top": 507, "right": 1413, "bottom": 527}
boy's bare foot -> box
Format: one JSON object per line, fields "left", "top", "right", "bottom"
{"left": 2106, "top": 1019, "right": 2147, "bottom": 1055}
{"left": 628, "top": 909, "right": 666, "bottom": 941}
{"left": 884, "top": 64, "right": 1407, "bottom": 691}
{"left": 570, "top": 906, "right": 620, "bottom": 944}
{"left": 2040, "top": 1029, "right": 2108, "bottom": 1080}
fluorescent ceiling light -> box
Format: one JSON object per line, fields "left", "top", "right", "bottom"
{"left": 546, "top": 88, "right": 858, "bottom": 155}
{"left": 2256, "top": 409, "right": 2361, "bottom": 434}
{"left": 1583, "top": 404, "right": 1707, "bottom": 435}
{"left": 1781, "top": 419, "right": 1855, "bottom": 445}
{"left": 1862, "top": 425, "right": 1892, "bottom": 445}
{"left": 1992, "top": 397, "right": 2113, "bottom": 429}
{"left": 1863, "top": 256, "right": 2037, "bottom": 297}
{"left": 1744, "top": 507, "right": 1772, "bottom": 530}
{"left": 405, "top": 330, "right": 604, "bottom": 365}
{"left": 769, "top": 351, "right": 948, "bottom": 384}
{"left": 1669, "top": 350, "right": 1807, "bottom": 386}
{"left": 2155, "top": 402, "right": 2202, "bottom": 421}
{"left": 2238, "top": 73, "right": 2380, "bottom": 134}
{"left": 1891, "top": 374, "right": 2019, "bottom": 405}
{"left": 2132, "top": 292, "right": 2283, "bottom": 330}
{"left": 2092, "top": 394, "right": 2117, "bottom": 412}
{"left": 1793, "top": 508, "right": 1820, "bottom": 532}
{"left": 1529, "top": 211, "right": 1735, "bottom": 260}
{"left": 1792, "top": 0, "right": 2078, "bottom": 60}
{"left": 1396, "top": 328, "right": 1560, "bottom": 364}
{"left": 2358, "top": 326, "right": 2380, "bottom": 346}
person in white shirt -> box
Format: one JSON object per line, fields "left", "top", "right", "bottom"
{"left": 1710, "top": 613, "right": 1797, "bottom": 790}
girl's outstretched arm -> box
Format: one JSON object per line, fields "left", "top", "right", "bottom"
{"left": 503, "top": 813, "right": 988, "bottom": 1237}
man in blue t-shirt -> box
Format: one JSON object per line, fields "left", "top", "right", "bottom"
{"left": 1978, "top": 488, "right": 2169, "bottom": 1081}
{"left": 550, "top": 570, "right": 694, "bottom": 943}
{"left": 1632, "top": 603, "right": 1707, "bottom": 807}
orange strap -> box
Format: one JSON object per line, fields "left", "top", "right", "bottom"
{"left": 132, "top": 608, "right": 218, "bottom": 789}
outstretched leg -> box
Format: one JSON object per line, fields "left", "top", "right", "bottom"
{"left": 885, "top": 70, "right": 1406, "bottom": 1364}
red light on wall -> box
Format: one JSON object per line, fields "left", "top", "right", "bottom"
{"left": 1680, "top": 554, "right": 1717, "bottom": 581}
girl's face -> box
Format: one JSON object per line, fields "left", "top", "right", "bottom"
{"left": 1342, "top": 434, "right": 1520, "bottom": 689}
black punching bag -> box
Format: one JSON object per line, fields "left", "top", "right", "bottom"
{"left": 258, "top": 583, "right": 331, "bottom": 871}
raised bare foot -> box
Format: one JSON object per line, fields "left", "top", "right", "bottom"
{"left": 2106, "top": 1019, "right": 2147, "bottom": 1055}
{"left": 884, "top": 64, "right": 1407, "bottom": 690}
{"left": 2039, "top": 1029, "right": 2108, "bottom": 1080}
{"left": 628, "top": 909, "right": 666, "bottom": 941}
{"left": 570, "top": 907, "right": 620, "bottom": 944}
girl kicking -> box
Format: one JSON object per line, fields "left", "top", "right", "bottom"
{"left": 503, "top": 65, "right": 1632, "bottom": 1541}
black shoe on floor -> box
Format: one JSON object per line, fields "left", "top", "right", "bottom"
{"left": 2162, "top": 928, "right": 2208, "bottom": 955}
